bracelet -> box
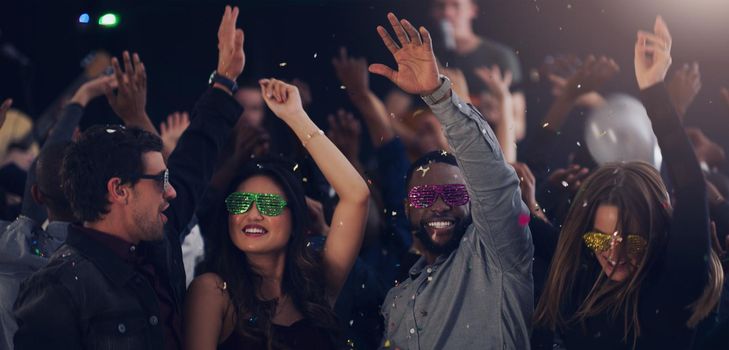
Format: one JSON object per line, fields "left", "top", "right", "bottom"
{"left": 302, "top": 129, "right": 324, "bottom": 147}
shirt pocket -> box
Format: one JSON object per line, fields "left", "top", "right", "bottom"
{"left": 87, "top": 312, "right": 150, "bottom": 350}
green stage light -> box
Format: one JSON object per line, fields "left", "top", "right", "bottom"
{"left": 98, "top": 13, "right": 119, "bottom": 27}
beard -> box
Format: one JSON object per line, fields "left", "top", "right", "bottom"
{"left": 412, "top": 214, "right": 472, "bottom": 256}
{"left": 132, "top": 206, "right": 165, "bottom": 241}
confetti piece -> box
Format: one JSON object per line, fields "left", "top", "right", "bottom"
{"left": 561, "top": 181, "right": 569, "bottom": 188}
{"left": 279, "top": 62, "right": 287, "bottom": 67}
{"left": 306, "top": 242, "right": 311, "bottom": 247}
{"left": 518, "top": 213, "right": 530, "bottom": 227}
{"left": 302, "top": 177, "right": 308, "bottom": 182}
{"left": 340, "top": 85, "right": 347, "bottom": 90}
{"left": 576, "top": 141, "right": 581, "bottom": 147}
{"left": 440, "top": 150, "right": 448, "bottom": 156}
{"left": 293, "top": 163, "right": 299, "bottom": 171}
{"left": 577, "top": 84, "right": 582, "bottom": 89}
{"left": 416, "top": 165, "right": 430, "bottom": 177}
{"left": 427, "top": 276, "right": 433, "bottom": 281}
{"left": 384, "top": 340, "right": 391, "bottom": 348}
{"left": 313, "top": 53, "right": 318, "bottom": 58}
{"left": 582, "top": 201, "right": 588, "bottom": 207}
{"left": 391, "top": 211, "right": 397, "bottom": 216}
{"left": 542, "top": 122, "right": 550, "bottom": 128}
{"left": 349, "top": 320, "right": 354, "bottom": 326}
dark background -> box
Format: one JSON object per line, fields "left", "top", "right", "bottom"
{"left": 1, "top": 0, "right": 728, "bottom": 162}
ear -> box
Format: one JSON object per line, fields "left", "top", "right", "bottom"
{"left": 107, "top": 177, "right": 130, "bottom": 204}
{"left": 403, "top": 198, "right": 412, "bottom": 219}
{"left": 30, "top": 184, "right": 44, "bottom": 206}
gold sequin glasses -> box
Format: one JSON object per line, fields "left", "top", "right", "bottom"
{"left": 582, "top": 232, "right": 648, "bottom": 256}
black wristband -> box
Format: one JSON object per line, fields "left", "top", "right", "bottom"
{"left": 208, "top": 70, "right": 238, "bottom": 93}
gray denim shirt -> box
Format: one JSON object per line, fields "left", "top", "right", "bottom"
{"left": 381, "top": 87, "right": 534, "bottom": 349}
{"left": 0, "top": 216, "right": 69, "bottom": 350}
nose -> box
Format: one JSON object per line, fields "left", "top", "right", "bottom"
{"left": 430, "top": 195, "right": 452, "bottom": 213}
{"left": 164, "top": 184, "right": 177, "bottom": 200}
{"left": 606, "top": 241, "right": 626, "bottom": 264}
{"left": 247, "top": 202, "right": 264, "bottom": 220}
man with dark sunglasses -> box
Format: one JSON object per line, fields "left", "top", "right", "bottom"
{"left": 371, "top": 13, "right": 533, "bottom": 349}
{"left": 13, "top": 6, "right": 245, "bottom": 350}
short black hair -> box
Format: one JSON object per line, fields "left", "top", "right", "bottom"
{"left": 61, "top": 125, "right": 163, "bottom": 222}
{"left": 36, "top": 141, "right": 75, "bottom": 220}
{"left": 404, "top": 150, "right": 459, "bottom": 188}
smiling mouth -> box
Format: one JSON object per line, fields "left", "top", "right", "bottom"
{"left": 242, "top": 226, "right": 268, "bottom": 236}
{"left": 427, "top": 220, "right": 454, "bottom": 229}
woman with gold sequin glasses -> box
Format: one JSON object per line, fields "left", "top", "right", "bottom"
{"left": 533, "top": 17, "right": 723, "bottom": 350}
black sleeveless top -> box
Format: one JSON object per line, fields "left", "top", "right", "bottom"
{"left": 218, "top": 318, "right": 337, "bottom": 350}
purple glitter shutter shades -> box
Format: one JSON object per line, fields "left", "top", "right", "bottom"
{"left": 408, "top": 184, "right": 470, "bottom": 208}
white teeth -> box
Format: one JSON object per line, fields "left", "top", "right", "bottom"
{"left": 244, "top": 227, "right": 266, "bottom": 234}
{"left": 427, "top": 221, "right": 453, "bottom": 229}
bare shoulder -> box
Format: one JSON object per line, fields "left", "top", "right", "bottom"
{"left": 187, "top": 272, "right": 231, "bottom": 306}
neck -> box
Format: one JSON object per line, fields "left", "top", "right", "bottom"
{"left": 454, "top": 32, "right": 480, "bottom": 53}
{"left": 247, "top": 252, "right": 287, "bottom": 299}
{"left": 423, "top": 251, "right": 440, "bottom": 266}
{"left": 84, "top": 216, "right": 137, "bottom": 244}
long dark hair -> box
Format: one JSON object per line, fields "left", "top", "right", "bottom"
{"left": 534, "top": 161, "right": 722, "bottom": 345}
{"left": 204, "top": 157, "right": 340, "bottom": 349}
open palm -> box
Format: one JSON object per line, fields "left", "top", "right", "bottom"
{"left": 369, "top": 13, "right": 440, "bottom": 95}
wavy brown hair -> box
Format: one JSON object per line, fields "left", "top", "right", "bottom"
{"left": 534, "top": 161, "right": 722, "bottom": 345}
{"left": 203, "top": 158, "right": 340, "bottom": 349}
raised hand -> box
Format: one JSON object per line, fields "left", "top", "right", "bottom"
{"left": 475, "top": 65, "right": 513, "bottom": 102}
{"left": 547, "top": 55, "right": 619, "bottom": 102}
{"left": 327, "top": 109, "right": 361, "bottom": 162}
{"left": 667, "top": 62, "right": 701, "bottom": 118}
{"left": 0, "top": 98, "right": 12, "bottom": 130}
{"left": 547, "top": 164, "right": 590, "bottom": 195}
{"left": 332, "top": 47, "right": 369, "bottom": 94}
{"left": 160, "top": 111, "right": 191, "bottom": 156}
{"left": 259, "top": 79, "right": 304, "bottom": 121}
{"left": 291, "top": 78, "right": 312, "bottom": 107}
{"left": 685, "top": 127, "right": 725, "bottom": 169}
{"left": 105, "top": 51, "right": 148, "bottom": 123}
{"left": 72, "top": 74, "right": 117, "bottom": 107}
{"left": 369, "top": 13, "right": 440, "bottom": 95}
{"left": 216, "top": 5, "right": 245, "bottom": 82}
{"left": 635, "top": 16, "right": 672, "bottom": 90}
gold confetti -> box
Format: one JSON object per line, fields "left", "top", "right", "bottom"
{"left": 416, "top": 166, "right": 430, "bottom": 177}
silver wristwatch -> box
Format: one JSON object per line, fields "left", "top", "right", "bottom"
{"left": 420, "top": 75, "right": 452, "bottom": 105}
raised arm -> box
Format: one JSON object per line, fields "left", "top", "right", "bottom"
{"left": 259, "top": 79, "right": 369, "bottom": 304}
{"left": 635, "top": 16, "right": 709, "bottom": 300}
{"left": 163, "top": 5, "right": 244, "bottom": 236}
{"left": 105, "top": 51, "right": 158, "bottom": 135}
{"left": 369, "top": 13, "right": 531, "bottom": 270}
{"left": 20, "top": 74, "right": 116, "bottom": 222}
{"left": 474, "top": 65, "right": 516, "bottom": 163}
{"left": 332, "top": 47, "right": 395, "bottom": 147}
